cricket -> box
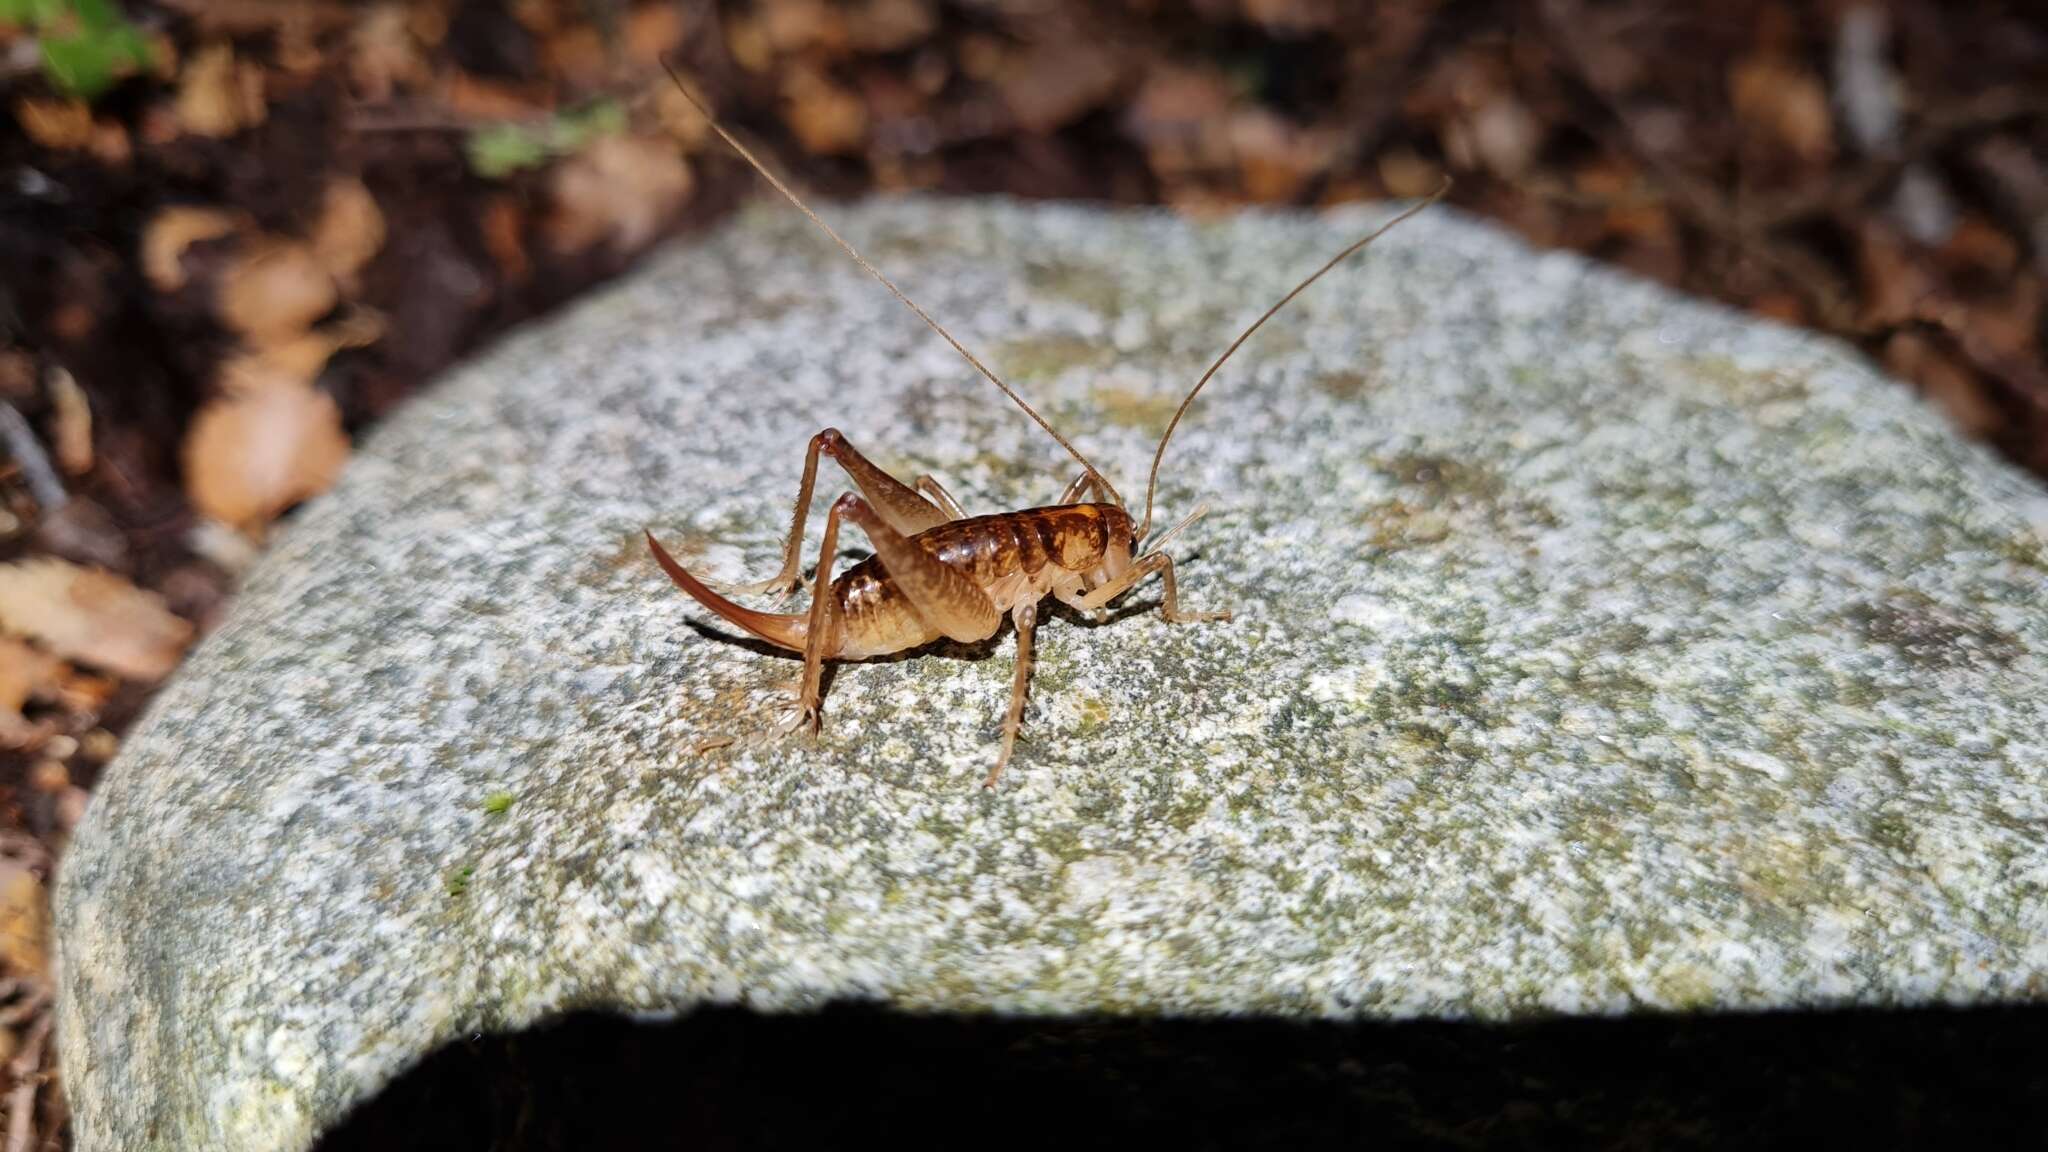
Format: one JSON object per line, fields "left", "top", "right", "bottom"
{"left": 645, "top": 59, "right": 1445, "bottom": 787}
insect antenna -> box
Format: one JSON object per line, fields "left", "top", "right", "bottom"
{"left": 660, "top": 57, "right": 1121, "bottom": 505}
{"left": 1137, "top": 180, "right": 1450, "bottom": 541}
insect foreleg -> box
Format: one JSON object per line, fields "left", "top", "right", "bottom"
{"left": 718, "top": 428, "right": 954, "bottom": 599}
{"left": 987, "top": 600, "right": 1037, "bottom": 789}
{"left": 1076, "top": 551, "right": 1232, "bottom": 625}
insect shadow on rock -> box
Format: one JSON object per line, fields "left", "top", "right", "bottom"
{"left": 645, "top": 57, "right": 1446, "bottom": 788}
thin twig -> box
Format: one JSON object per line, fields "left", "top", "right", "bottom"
{"left": 0, "top": 403, "right": 66, "bottom": 514}
{"left": 3, "top": 1010, "right": 51, "bottom": 1152}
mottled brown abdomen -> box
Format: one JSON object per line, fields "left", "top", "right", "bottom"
{"left": 830, "top": 503, "right": 1131, "bottom": 657}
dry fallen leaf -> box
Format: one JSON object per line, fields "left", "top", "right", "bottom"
{"left": 184, "top": 381, "right": 351, "bottom": 531}
{"left": 0, "top": 639, "right": 62, "bottom": 750}
{"left": 441, "top": 70, "right": 543, "bottom": 122}
{"left": 760, "top": 0, "right": 845, "bottom": 55}
{"left": 480, "top": 194, "right": 531, "bottom": 284}
{"left": 997, "top": 39, "right": 1122, "bottom": 135}
{"left": 0, "top": 861, "right": 47, "bottom": 981}
{"left": 349, "top": 4, "right": 428, "bottom": 103}
{"left": 1469, "top": 94, "right": 1542, "bottom": 180}
{"left": 311, "top": 178, "right": 386, "bottom": 290}
{"left": 90, "top": 118, "right": 133, "bottom": 165}
{"left": 177, "top": 42, "right": 268, "bottom": 138}
{"left": 218, "top": 238, "right": 338, "bottom": 345}
{"left": 216, "top": 313, "right": 384, "bottom": 394}
{"left": 781, "top": 67, "right": 867, "bottom": 155}
{"left": 1729, "top": 56, "right": 1833, "bottom": 165}
{"left": 625, "top": 1, "right": 690, "bottom": 66}
{"left": 13, "top": 98, "right": 93, "bottom": 151}
{"left": 653, "top": 78, "right": 713, "bottom": 153}
{"left": 0, "top": 559, "right": 193, "bottom": 682}
{"left": 847, "top": 0, "right": 934, "bottom": 54}
{"left": 546, "top": 134, "right": 693, "bottom": 255}
{"left": 1377, "top": 149, "right": 1444, "bottom": 199}
{"left": 142, "top": 204, "right": 247, "bottom": 291}
{"left": 47, "top": 366, "right": 91, "bottom": 475}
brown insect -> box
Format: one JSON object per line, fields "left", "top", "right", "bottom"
{"left": 646, "top": 61, "right": 1444, "bottom": 787}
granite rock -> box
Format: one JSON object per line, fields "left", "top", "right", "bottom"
{"left": 56, "top": 198, "right": 2048, "bottom": 1150}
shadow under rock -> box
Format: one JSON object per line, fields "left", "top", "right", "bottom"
{"left": 315, "top": 1001, "right": 2046, "bottom": 1151}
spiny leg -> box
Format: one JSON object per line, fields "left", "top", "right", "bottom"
{"left": 718, "top": 428, "right": 953, "bottom": 599}
{"left": 1076, "top": 551, "right": 1231, "bottom": 624}
{"left": 987, "top": 601, "right": 1037, "bottom": 789}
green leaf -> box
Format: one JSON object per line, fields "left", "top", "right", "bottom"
{"left": 21, "top": 0, "right": 154, "bottom": 100}
{"left": 0, "top": 0, "right": 66, "bottom": 27}
{"left": 463, "top": 99, "right": 627, "bottom": 181}
{"left": 465, "top": 122, "right": 552, "bottom": 179}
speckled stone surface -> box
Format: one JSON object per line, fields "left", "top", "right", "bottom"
{"left": 56, "top": 198, "right": 2048, "bottom": 1151}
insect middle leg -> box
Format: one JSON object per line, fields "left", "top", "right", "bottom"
{"left": 1074, "top": 551, "right": 1231, "bottom": 624}
{"left": 781, "top": 494, "right": 1001, "bottom": 741}
{"left": 720, "top": 428, "right": 961, "bottom": 599}
{"left": 987, "top": 601, "right": 1037, "bottom": 789}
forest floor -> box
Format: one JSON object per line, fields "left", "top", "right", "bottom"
{"left": 2, "top": 1, "right": 2044, "bottom": 1146}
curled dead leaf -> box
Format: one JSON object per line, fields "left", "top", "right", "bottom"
{"left": 218, "top": 239, "right": 338, "bottom": 345}
{"left": 177, "top": 43, "right": 268, "bottom": 138}
{"left": 311, "top": 178, "right": 386, "bottom": 290}
{"left": 0, "top": 559, "right": 193, "bottom": 682}
{"left": 183, "top": 381, "right": 351, "bottom": 531}
{"left": 0, "top": 638, "right": 62, "bottom": 750}
{"left": 546, "top": 134, "right": 693, "bottom": 255}
{"left": 141, "top": 201, "right": 244, "bottom": 286}
{"left": 217, "top": 313, "right": 384, "bottom": 394}
{"left": 14, "top": 98, "right": 93, "bottom": 151}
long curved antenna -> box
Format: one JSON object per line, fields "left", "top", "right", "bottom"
{"left": 1138, "top": 180, "right": 1450, "bottom": 540}
{"left": 661, "top": 57, "right": 1120, "bottom": 505}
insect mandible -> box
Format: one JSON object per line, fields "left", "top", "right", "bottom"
{"left": 646, "top": 60, "right": 1445, "bottom": 787}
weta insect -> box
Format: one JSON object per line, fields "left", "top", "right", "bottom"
{"left": 646, "top": 60, "right": 1444, "bottom": 786}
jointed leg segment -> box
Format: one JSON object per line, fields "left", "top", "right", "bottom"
{"left": 719, "top": 428, "right": 956, "bottom": 598}
{"left": 786, "top": 492, "right": 854, "bottom": 737}
{"left": 988, "top": 601, "right": 1036, "bottom": 789}
{"left": 1076, "top": 551, "right": 1232, "bottom": 624}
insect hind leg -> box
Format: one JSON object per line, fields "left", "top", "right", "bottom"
{"left": 714, "top": 428, "right": 955, "bottom": 599}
